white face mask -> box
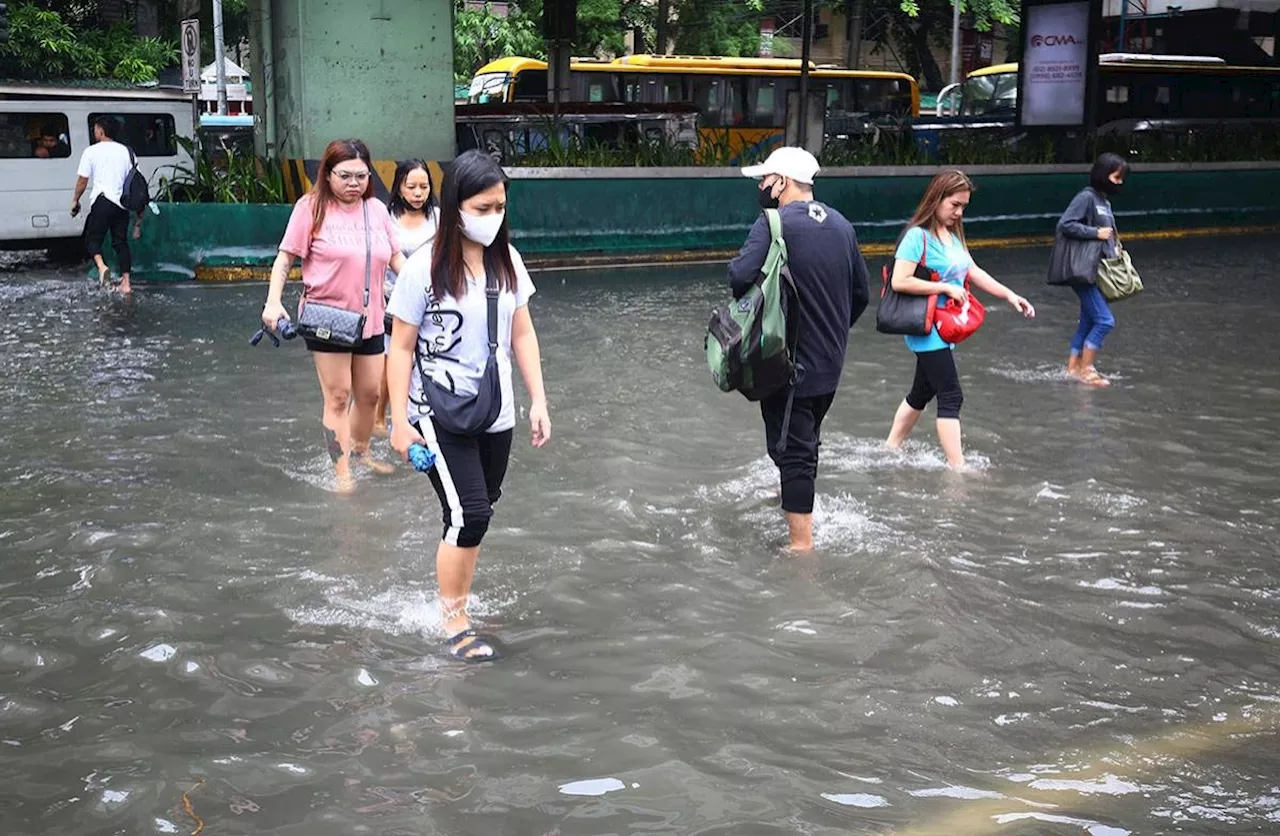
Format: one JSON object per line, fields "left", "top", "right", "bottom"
{"left": 460, "top": 210, "right": 504, "bottom": 247}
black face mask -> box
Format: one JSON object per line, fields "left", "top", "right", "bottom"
{"left": 757, "top": 178, "right": 783, "bottom": 210}
{"left": 1103, "top": 180, "right": 1124, "bottom": 195}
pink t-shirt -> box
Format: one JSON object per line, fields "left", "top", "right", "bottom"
{"left": 280, "top": 194, "right": 399, "bottom": 339}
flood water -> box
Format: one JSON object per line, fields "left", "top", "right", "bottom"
{"left": 2, "top": 236, "right": 1279, "bottom": 836}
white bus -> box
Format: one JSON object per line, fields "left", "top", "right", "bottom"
{"left": 0, "top": 83, "right": 194, "bottom": 253}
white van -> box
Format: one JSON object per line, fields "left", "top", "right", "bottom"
{"left": 0, "top": 82, "right": 194, "bottom": 253}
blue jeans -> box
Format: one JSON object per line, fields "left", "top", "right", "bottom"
{"left": 1070, "top": 284, "right": 1115, "bottom": 353}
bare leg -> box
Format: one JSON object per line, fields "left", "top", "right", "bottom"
{"left": 312, "top": 352, "right": 356, "bottom": 492}
{"left": 886, "top": 399, "right": 924, "bottom": 449}
{"left": 438, "top": 542, "right": 495, "bottom": 660}
{"left": 784, "top": 512, "right": 815, "bottom": 553}
{"left": 1067, "top": 352, "right": 1082, "bottom": 378}
{"left": 373, "top": 366, "right": 391, "bottom": 438}
{"left": 117, "top": 271, "right": 132, "bottom": 296}
{"left": 348, "top": 353, "right": 394, "bottom": 473}
{"left": 937, "top": 417, "right": 964, "bottom": 469}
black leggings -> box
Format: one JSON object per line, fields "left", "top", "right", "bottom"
{"left": 82, "top": 195, "right": 132, "bottom": 275}
{"left": 761, "top": 390, "right": 836, "bottom": 515}
{"left": 414, "top": 418, "right": 513, "bottom": 549}
{"left": 905, "top": 348, "right": 964, "bottom": 419}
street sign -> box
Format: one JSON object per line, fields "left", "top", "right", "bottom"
{"left": 181, "top": 19, "right": 201, "bottom": 95}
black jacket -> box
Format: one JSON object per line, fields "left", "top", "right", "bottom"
{"left": 728, "top": 200, "right": 870, "bottom": 397}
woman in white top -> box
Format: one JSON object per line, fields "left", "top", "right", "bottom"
{"left": 375, "top": 159, "right": 440, "bottom": 435}
{"left": 387, "top": 150, "right": 550, "bottom": 663}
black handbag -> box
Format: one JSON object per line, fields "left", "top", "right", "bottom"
{"left": 876, "top": 229, "right": 939, "bottom": 337}
{"left": 1047, "top": 189, "right": 1106, "bottom": 287}
{"left": 297, "top": 200, "right": 372, "bottom": 346}
{"left": 1046, "top": 232, "right": 1105, "bottom": 287}
{"left": 417, "top": 275, "right": 503, "bottom": 435}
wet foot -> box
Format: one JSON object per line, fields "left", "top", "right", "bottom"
{"left": 118, "top": 280, "right": 132, "bottom": 296}
{"left": 1077, "top": 367, "right": 1111, "bottom": 388}
{"left": 351, "top": 449, "right": 395, "bottom": 475}
{"left": 444, "top": 628, "right": 504, "bottom": 662}
{"left": 333, "top": 455, "right": 356, "bottom": 494}
{"left": 372, "top": 423, "right": 390, "bottom": 439}
{"left": 97, "top": 265, "right": 110, "bottom": 288}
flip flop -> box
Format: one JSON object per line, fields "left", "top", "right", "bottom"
{"left": 444, "top": 629, "right": 506, "bottom": 663}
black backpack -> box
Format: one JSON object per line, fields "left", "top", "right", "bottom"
{"left": 121, "top": 147, "right": 150, "bottom": 213}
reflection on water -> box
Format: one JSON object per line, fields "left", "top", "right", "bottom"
{"left": 1, "top": 237, "right": 1279, "bottom": 835}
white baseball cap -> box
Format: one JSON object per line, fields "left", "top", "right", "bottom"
{"left": 741, "top": 147, "right": 820, "bottom": 185}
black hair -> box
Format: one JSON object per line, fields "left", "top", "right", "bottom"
{"left": 387, "top": 159, "right": 435, "bottom": 218}
{"left": 431, "top": 150, "right": 514, "bottom": 300}
{"left": 93, "top": 115, "right": 120, "bottom": 140}
{"left": 1090, "top": 152, "right": 1129, "bottom": 192}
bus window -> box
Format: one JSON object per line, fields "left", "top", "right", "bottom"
{"left": 620, "top": 74, "right": 645, "bottom": 103}
{"left": 1182, "top": 75, "right": 1229, "bottom": 119}
{"left": 89, "top": 113, "right": 177, "bottom": 157}
{"left": 749, "top": 78, "right": 779, "bottom": 127}
{"left": 857, "top": 79, "right": 910, "bottom": 116}
{"left": 724, "top": 77, "right": 747, "bottom": 126}
{"left": 513, "top": 70, "right": 549, "bottom": 102}
{"left": 0, "top": 112, "right": 71, "bottom": 159}
{"left": 571, "top": 73, "right": 619, "bottom": 103}
{"left": 469, "top": 72, "right": 510, "bottom": 103}
{"left": 660, "top": 77, "right": 685, "bottom": 103}
{"left": 691, "top": 77, "right": 726, "bottom": 126}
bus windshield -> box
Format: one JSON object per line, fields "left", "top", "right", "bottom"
{"left": 468, "top": 72, "right": 510, "bottom": 103}
{"left": 961, "top": 72, "right": 1017, "bottom": 116}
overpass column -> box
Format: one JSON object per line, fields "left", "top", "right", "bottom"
{"left": 248, "top": 0, "right": 455, "bottom": 164}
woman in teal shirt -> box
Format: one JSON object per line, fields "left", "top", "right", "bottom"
{"left": 884, "top": 170, "right": 1036, "bottom": 468}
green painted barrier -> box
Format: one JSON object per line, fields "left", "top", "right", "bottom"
{"left": 117, "top": 164, "right": 1280, "bottom": 282}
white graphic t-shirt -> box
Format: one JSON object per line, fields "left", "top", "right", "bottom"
{"left": 386, "top": 244, "right": 536, "bottom": 434}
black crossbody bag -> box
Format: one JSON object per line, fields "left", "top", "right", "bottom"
{"left": 416, "top": 276, "right": 503, "bottom": 435}
{"left": 297, "top": 200, "right": 371, "bottom": 347}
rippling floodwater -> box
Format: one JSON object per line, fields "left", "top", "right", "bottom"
{"left": 2, "top": 236, "right": 1279, "bottom": 836}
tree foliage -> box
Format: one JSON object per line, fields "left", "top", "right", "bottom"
{"left": 0, "top": 3, "right": 178, "bottom": 83}
{"left": 454, "top": 1, "right": 547, "bottom": 82}
{"left": 671, "top": 0, "right": 766, "bottom": 57}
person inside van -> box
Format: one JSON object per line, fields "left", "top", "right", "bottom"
{"left": 37, "top": 125, "right": 70, "bottom": 158}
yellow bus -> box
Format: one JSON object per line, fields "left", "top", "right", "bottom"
{"left": 467, "top": 55, "right": 919, "bottom": 159}
{"left": 935, "top": 53, "right": 1280, "bottom": 134}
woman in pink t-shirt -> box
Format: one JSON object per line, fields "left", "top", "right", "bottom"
{"left": 261, "top": 139, "right": 406, "bottom": 491}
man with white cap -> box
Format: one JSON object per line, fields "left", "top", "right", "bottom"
{"left": 729, "top": 146, "right": 870, "bottom": 553}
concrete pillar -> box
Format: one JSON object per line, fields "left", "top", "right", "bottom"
{"left": 249, "top": 0, "right": 455, "bottom": 168}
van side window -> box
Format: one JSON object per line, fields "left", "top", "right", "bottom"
{"left": 0, "top": 112, "right": 72, "bottom": 159}
{"left": 87, "top": 113, "right": 178, "bottom": 157}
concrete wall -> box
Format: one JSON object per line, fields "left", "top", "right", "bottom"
{"left": 250, "top": 0, "right": 455, "bottom": 163}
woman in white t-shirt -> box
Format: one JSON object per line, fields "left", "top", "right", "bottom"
{"left": 375, "top": 159, "right": 440, "bottom": 436}
{"left": 387, "top": 150, "right": 550, "bottom": 663}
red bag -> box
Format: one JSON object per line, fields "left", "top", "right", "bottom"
{"left": 934, "top": 273, "right": 987, "bottom": 344}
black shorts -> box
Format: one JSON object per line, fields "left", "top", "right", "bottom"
{"left": 304, "top": 334, "right": 385, "bottom": 355}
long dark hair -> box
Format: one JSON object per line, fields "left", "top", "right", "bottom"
{"left": 1090, "top": 152, "right": 1130, "bottom": 193}
{"left": 431, "top": 150, "right": 516, "bottom": 300}
{"left": 309, "top": 139, "right": 374, "bottom": 241}
{"left": 906, "top": 169, "right": 974, "bottom": 245}
{"left": 388, "top": 158, "right": 435, "bottom": 218}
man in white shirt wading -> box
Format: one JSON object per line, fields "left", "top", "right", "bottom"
{"left": 72, "top": 116, "right": 142, "bottom": 295}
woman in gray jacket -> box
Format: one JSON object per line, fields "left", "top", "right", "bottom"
{"left": 1056, "top": 153, "right": 1129, "bottom": 387}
